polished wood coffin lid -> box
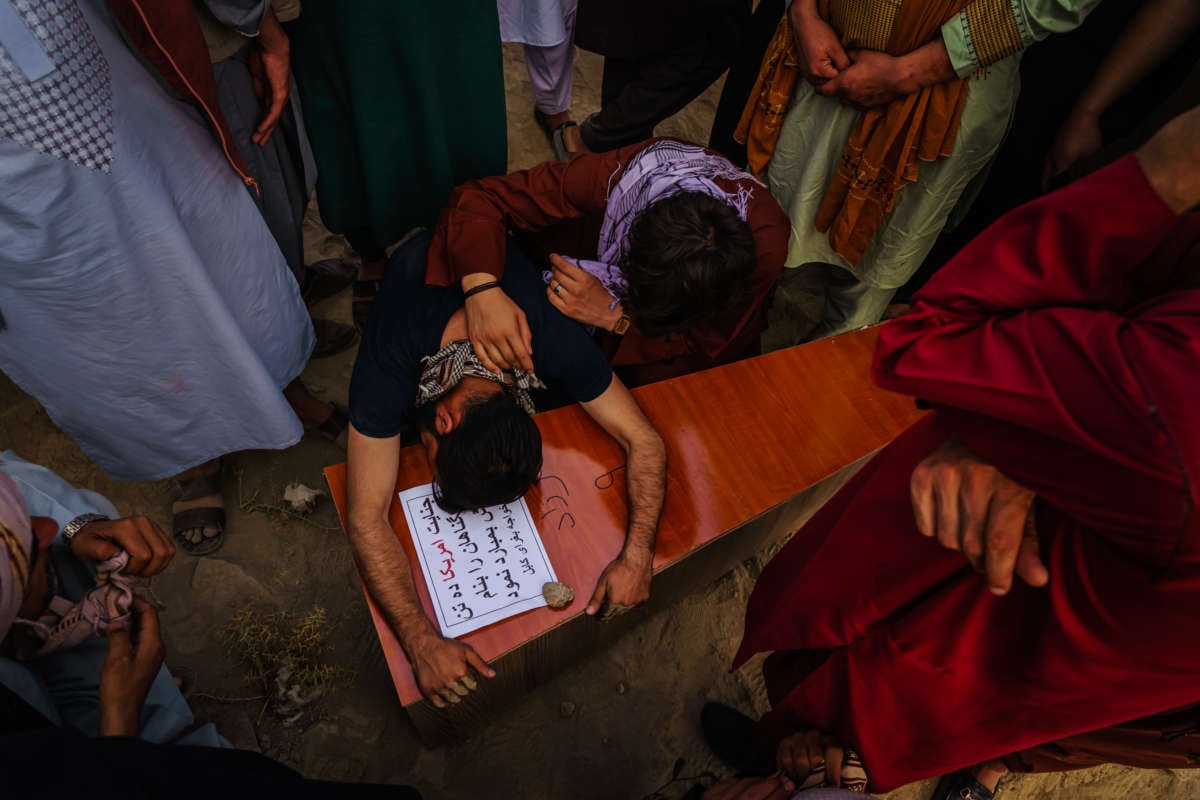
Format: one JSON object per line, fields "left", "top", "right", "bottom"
{"left": 325, "top": 325, "right": 924, "bottom": 707}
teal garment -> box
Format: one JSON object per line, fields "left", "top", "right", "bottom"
{"left": 287, "top": 2, "right": 508, "bottom": 259}
{"left": 0, "top": 451, "right": 225, "bottom": 747}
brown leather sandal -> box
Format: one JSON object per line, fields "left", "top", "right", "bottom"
{"left": 173, "top": 464, "right": 226, "bottom": 556}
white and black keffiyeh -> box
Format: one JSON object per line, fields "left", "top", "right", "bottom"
{"left": 415, "top": 340, "right": 545, "bottom": 415}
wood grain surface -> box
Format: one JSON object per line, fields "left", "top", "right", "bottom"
{"left": 325, "top": 325, "right": 924, "bottom": 712}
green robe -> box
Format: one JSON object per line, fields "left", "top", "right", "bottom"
{"left": 287, "top": 2, "right": 507, "bottom": 259}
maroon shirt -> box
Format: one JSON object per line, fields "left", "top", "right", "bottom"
{"left": 426, "top": 138, "right": 791, "bottom": 386}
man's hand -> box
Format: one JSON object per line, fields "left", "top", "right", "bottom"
{"left": 1043, "top": 109, "right": 1103, "bottom": 191}
{"left": 910, "top": 439, "right": 1049, "bottom": 595}
{"left": 462, "top": 277, "right": 534, "bottom": 374}
{"left": 817, "top": 49, "right": 907, "bottom": 108}
{"left": 703, "top": 776, "right": 797, "bottom": 800}
{"left": 790, "top": 0, "right": 851, "bottom": 85}
{"left": 586, "top": 548, "right": 652, "bottom": 617}
{"left": 248, "top": 11, "right": 290, "bottom": 146}
{"left": 98, "top": 597, "right": 165, "bottom": 737}
{"left": 408, "top": 632, "right": 496, "bottom": 709}
{"left": 70, "top": 516, "right": 175, "bottom": 576}
{"left": 546, "top": 254, "right": 623, "bottom": 330}
{"left": 776, "top": 730, "right": 844, "bottom": 786}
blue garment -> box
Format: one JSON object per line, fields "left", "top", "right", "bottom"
{"left": 0, "top": 451, "right": 225, "bottom": 746}
{"left": 0, "top": 0, "right": 313, "bottom": 480}
{"left": 349, "top": 232, "right": 614, "bottom": 438}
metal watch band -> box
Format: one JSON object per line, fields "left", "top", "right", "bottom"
{"left": 61, "top": 513, "right": 109, "bottom": 541}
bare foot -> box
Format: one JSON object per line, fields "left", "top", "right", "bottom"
{"left": 560, "top": 123, "right": 588, "bottom": 156}
{"left": 283, "top": 380, "right": 348, "bottom": 448}
{"left": 543, "top": 110, "right": 571, "bottom": 129}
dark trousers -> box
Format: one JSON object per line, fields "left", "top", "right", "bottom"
{"left": 579, "top": 4, "right": 747, "bottom": 152}
{"left": 707, "top": 0, "right": 785, "bottom": 165}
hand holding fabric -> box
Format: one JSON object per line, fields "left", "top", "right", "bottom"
{"left": 909, "top": 439, "right": 1048, "bottom": 595}
{"left": 408, "top": 632, "right": 495, "bottom": 709}
{"left": 98, "top": 598, "right": 164, "bottom": 737}
{"left": 546, "top": 254, "right": 623, "bottom": 331}
{"left": 70, "top": 516, "right": 175, "bottom": 576}
{"left": 777, "top": 730, "right": 845, "bottom": 786}
{"left": 817, "top": 49, "right": 908, "bottom": 108}
{"left": 790, "top": 0, "right": 851, "bottom": 85}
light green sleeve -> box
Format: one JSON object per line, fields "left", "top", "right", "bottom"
{"left": 942, "top": 0, "right": 1103, "bottom": 78}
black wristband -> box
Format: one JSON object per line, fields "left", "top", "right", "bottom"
{"left": 462, "top": 281, "right": 501, "bottom": 300}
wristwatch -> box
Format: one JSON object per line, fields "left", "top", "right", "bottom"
{"left": 611, "top": 313, "right": 633, "bottom": 336}
{"left": 61, "top": 513, "right": 109, "bottom": 542}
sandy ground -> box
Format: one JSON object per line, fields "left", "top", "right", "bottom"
{"left": 1, "top": 41, "right": 1197, "bottom": 800}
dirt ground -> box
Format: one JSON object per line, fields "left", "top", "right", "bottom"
{"left": 1, "top": 41, "right": 1196, "bottom": 800}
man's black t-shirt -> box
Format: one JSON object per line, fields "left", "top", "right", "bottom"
{"left": 349, "top": 232, "right": 614, "bottom": 439}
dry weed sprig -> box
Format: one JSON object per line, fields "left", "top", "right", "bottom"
{"left": 235, "top": 470, "right": 337, "bottom": 532}
{"left": 219, "top": 605, "right": 348, "bottom": 721}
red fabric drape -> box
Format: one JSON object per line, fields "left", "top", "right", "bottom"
{"left": 735, "top": 155, "right": 1200, "bottom": 790}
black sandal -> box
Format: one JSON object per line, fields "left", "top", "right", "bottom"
{"left": 173, "top": 463, "right": 226, "bottom": 556}
{"left": 310, "top": 318, "right": 358, "bottom": 359}
{"left": 299, "top": 258, "right": 357, "bottom": 307}
{"left": 930, "top": 770, "right": 997, "bottom": 800}
{"left": 534, "top": 107, "right": 578, "bottom": 162}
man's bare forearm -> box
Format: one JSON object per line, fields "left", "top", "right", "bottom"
{"left": 347, "top": 516, "right": 439, "bottom": 655}
{"left": 620, "top": 431, "right": 666, "bottom": 562}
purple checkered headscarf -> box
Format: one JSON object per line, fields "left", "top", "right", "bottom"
{"left": 546, "top": 140, "right": 758, "bottom": 307}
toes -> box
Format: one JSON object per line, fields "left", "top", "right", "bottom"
{"left": 179, "top": 526, "right": 222, "bottom": 543}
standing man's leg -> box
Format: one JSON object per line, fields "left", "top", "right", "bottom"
{"left": 579, "top": 4, "right": 747, "bottom": 152}
{"left": 526, "top": 7, "right": 582, "bottom": 157}
{"left": 811, "top": 265, "right": 897, "bottom": 340}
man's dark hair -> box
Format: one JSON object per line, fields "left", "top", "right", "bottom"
{"left": 621, "top": 191, "right": 756, "bottom": 337}
{"left": 415, "top": 392, "right": 543, "bottom": 513}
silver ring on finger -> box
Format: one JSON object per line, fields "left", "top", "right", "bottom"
{"left": 553, "top": 283, "right": 564, "bottom": 296}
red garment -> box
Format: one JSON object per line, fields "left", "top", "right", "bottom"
{"left": 106, "top": 0, "right": 255, "bottom": 190}
{"left": 425, "top": 138, "right": 791, "bottom": 385}
{"left": 733, "top": 155, "right": 1200, "bottom": 791}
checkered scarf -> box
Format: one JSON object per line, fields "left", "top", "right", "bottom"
{"left": 796, "top": 747, "right": 870, "bottom": 793}
{"left": 415, "top": 340, "right": 545, "bottom": 416}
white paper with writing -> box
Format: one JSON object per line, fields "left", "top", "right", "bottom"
{"left": 399, "top": 484, "right": 558, "bottom": 637}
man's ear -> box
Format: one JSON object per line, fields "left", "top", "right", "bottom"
{"left": 435, "top": 402, "right": 454, "bottom": 435}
